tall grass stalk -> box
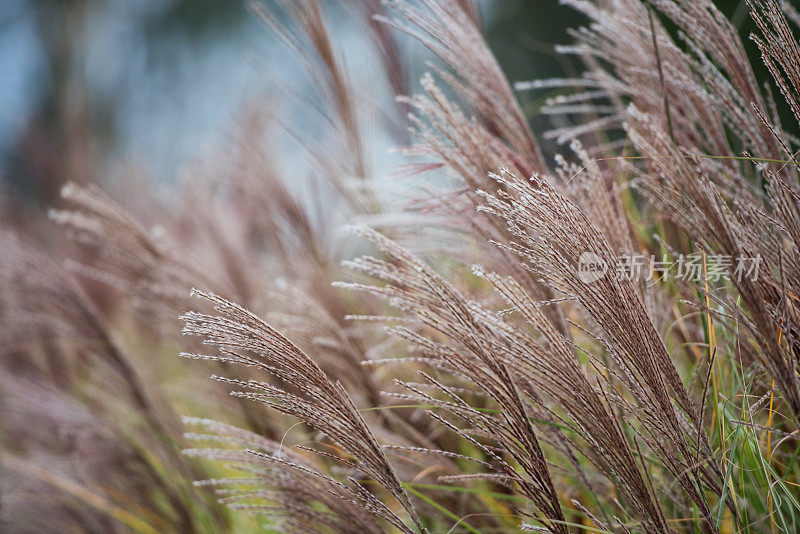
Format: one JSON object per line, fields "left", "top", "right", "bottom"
{"left": 2, "top": 0, "right": 800, "bottom": 532}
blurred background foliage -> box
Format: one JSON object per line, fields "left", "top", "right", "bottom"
{"left": 0, "top": 0, "right": 777, "bottom": 213}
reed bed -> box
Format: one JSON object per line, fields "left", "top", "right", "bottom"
{"left": 2, "top": 0, "right": 800, "bottom": 532}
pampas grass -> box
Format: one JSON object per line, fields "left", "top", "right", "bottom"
{"left": 2, "top": 0, "right": 800, "bottom": 532}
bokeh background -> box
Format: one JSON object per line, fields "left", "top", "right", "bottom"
{"left": 0, "top": 0, "right": 765, "bottom": 215}
{"left": 0, "top": 1, "right": 580, "bottom": 216}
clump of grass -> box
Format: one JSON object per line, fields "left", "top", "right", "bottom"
{"left": 2, "top": 0, "right": 800, "bottom": 532}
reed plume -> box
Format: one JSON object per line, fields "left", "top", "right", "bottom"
{"left": 3, "top": 0, "right": 800, "bottom": 532}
